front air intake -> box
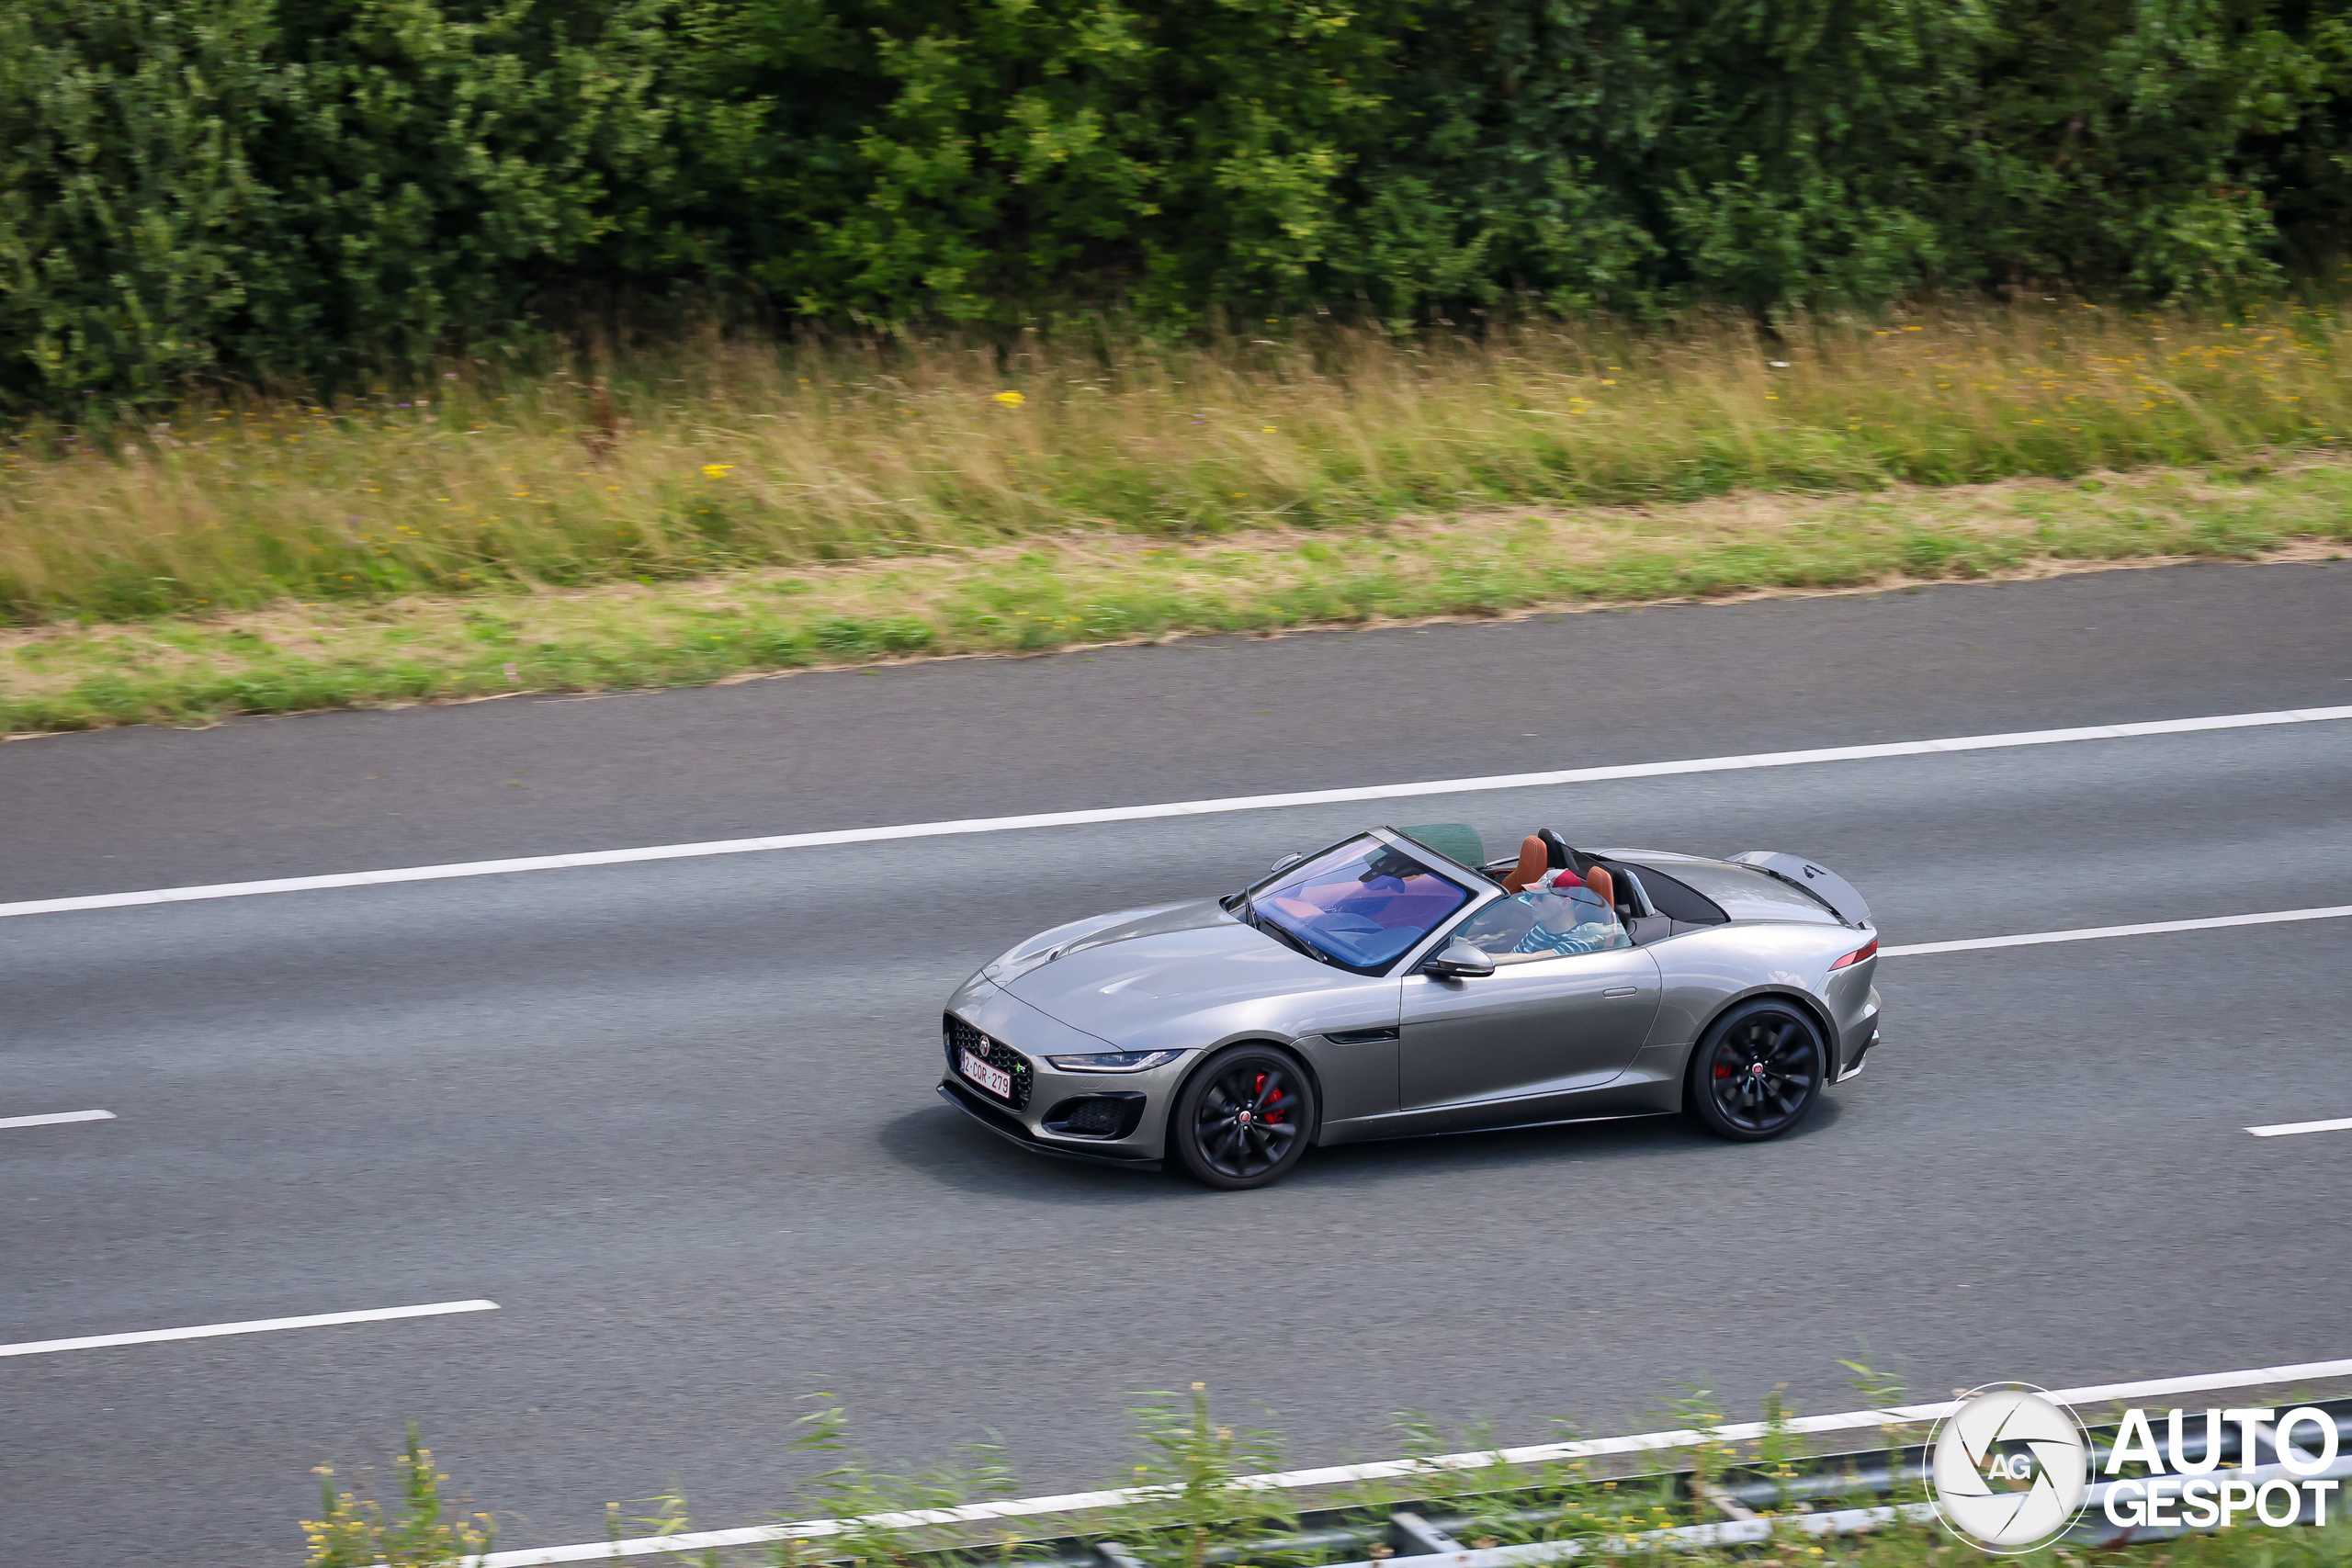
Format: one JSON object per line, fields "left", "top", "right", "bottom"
{"left": 1041, "top": 1093, "right": 1146, "bottom": 1140}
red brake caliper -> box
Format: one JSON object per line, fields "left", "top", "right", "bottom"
{"left": 1255, "top": 1070, "right": 1286, "bottom": 1123}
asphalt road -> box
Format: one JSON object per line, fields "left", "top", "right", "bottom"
{"left": 5, "top": 559, "right": 2351, "bottom": 1567}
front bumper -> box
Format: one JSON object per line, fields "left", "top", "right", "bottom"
{"left": 943, "top": 977, "right": 1184, "bottom": 1161}
{"left": 937, "top": 1080, "right": 1163, "bottom": 1171}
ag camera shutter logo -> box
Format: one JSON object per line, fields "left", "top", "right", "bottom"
{"left": 1926, "top": 1384, "right": 2091, "bottom": 1552}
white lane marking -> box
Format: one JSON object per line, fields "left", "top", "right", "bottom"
{"left": 0, "top": 1299, "right": 497, "bottom": 1359}
{"left": 6, "top": 704, "right": 2350, "bottom": 922}
{"left": 477, "top": 1352, "right": 2352, "bottom": 1565}
{"left": 0, "top": 1109, "right": 115, "bottom": 1131}
{"left": 2249, "top": 1116, "right": 2352, "bottom": 1137}
{"left": 1882, "top": 903, "right": 2352, "bottom": 957}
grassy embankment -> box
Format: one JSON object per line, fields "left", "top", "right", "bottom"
{"left": 302, "top": 1386, "right": 2352, "bottom": 1568}
{"left": 6, "top": 304, "right": 2351, "bottom": 734}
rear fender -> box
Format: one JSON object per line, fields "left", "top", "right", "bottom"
{"left": 1667, "top": 987, "right": 1842, "bottom": 1110}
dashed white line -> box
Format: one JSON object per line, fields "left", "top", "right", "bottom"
{"left": 0, "top": 1299, "right": 499, "bottom": 1359}
{"left": 0, "top": 1109, "right": 115, "bottom": 1131}
{"left": 2248, "top": 1116, "right": 2352, "bottom": 1138}
{"left": 4, "top": 704, "right": 2347, "bottom": 922}
{"left": 1881, "top": 903, "right": 2352, "bottom": 957}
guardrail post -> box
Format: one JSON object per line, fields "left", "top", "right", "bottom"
{"left": 1390, "top": 1512, "right": 1467, "bottom": 1556}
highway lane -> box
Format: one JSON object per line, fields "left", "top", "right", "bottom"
{"left": 6, "top": 558, "right": 2352, "bottom": 905}
{"left": 6, "top": 703, "right": 2352, "bottom": 1566}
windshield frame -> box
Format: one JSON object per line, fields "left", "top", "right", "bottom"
{"left": 1236, "top": 829, "right": 1498, "bottom": 976}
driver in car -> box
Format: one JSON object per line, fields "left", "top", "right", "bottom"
{"left": 1501, "top": 830, "right": 1614, "bottom": 910}
{"left": 1495, "top": 830, "right": 1625, "bottom": 957}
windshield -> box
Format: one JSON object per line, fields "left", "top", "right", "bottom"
{"left": 1248, "top": 839, "right": 1472, "bottom": 972}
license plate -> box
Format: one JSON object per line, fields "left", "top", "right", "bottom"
{"left": 959, "top": 1047, "right": 1013, "bottom": 1100}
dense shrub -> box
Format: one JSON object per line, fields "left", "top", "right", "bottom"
{"left": 2, "top": 0, "right": 2349, "bottom": 407}
{"left": 0, "top": 0, "right": 741, "bottom": 406}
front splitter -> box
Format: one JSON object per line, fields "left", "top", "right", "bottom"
{"left": 935, "top": 1080, "right": 1163, "bottom": 1171}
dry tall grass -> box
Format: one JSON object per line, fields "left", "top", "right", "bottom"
{"left": 5, "top": 302, "right": 2347, "bottom": 624}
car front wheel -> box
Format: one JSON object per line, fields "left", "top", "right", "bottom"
{"left": 1687, "top": 1000, "right": 1825, "bottom": 1142}
{"left": 1171, "top": 1045, "right": 1317, "bottom": 1190}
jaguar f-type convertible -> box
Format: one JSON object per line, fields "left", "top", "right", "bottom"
{"left": 937, "top": 824, "right": 1882, "bottom": 1189}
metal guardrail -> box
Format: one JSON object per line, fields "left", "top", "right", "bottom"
{"left": 1039, "top": 1402, "right": 2352, "bottom": 1568}
{"left": 498, "top": 1398, "right": 2352, "bottom": 1568}
{"left": 1297, "top": 1426, "right": 2352, "bottom": 1568}
{"left": 471, "top": 1362, "right": 2352, "bottom": 1567}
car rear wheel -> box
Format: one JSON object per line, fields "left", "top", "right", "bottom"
{"left": 1172, "top": 1045, "right": 1316, "bottom": 1190}
{"left": 1687, "top": 1001, "right": 1825, "bottom": 1142}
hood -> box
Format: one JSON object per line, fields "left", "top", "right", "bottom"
{"left": 978, "top": 900, "right": 1194, "bottom": 987}
{"left": 1002, "top": 899, "right": 1348, "bottom": 1045}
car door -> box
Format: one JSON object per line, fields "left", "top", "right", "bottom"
{"left": 1398, "top": 944, "right": 1662, "bottom": 1115}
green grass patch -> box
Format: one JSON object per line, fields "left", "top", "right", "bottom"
{"left": 6, "top": 302, "right": 2352, "bottom": 631}
{"left": 6, "top": 457, "right": 2348, "bottom": 735}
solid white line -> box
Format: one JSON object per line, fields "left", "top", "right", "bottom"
{"left": 0, "top": 1300, "right": 498, "bottom": 1359}
{"left": 2248, "top": 1115, "right": 2352, "bottom": 1138}
{"left": 474, "top": 1352, "right": 2352, "bottom": 1566}
{"left": 1881, "top": 903, "right": 2352, "bottom": 957}
{"left": 6, "top": 704, "right": 2350, "bottom": 922}
{"left": 0, "top": 1109, "right": 115, "bottom": 1131}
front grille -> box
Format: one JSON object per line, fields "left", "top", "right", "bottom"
{"left": 944, "top": 1013, "right": 1033, "bottom": 1110}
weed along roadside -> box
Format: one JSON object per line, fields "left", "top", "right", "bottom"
{"left": 297, "top": 1373, "right": 2352, "bottom": 1568}
{"left": 8, "top": 307, "right": 2352, "bottom": 734}
{"left": 4, "top": 457, "right": 2348, "bottom": 735}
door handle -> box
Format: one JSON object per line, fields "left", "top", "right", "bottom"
{"left": 1601, "top": 987, "right": 1640, "bottom": 998}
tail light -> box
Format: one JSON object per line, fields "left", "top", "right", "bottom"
{"left": 1829, "top": 937, "right": 1878, "bottom": 971}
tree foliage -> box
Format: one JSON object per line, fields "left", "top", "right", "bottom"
{"left": 2, "top": 0, "right": 2348, "bottom": 405}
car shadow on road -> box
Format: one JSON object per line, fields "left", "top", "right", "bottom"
{"left": 876, "top": 1093, "right": 1846, "bottom": 1205}
{"left": 876, "top": 1104, "right": 1181, "bottom": 1205}
{"left": 1295, "top": 1094, "right": 1848, "bottom": 1190}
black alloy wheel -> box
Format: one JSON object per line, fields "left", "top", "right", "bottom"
{"left": 1687, "top": 1001, "right": 1826, "bottom": 1142}
{"left": 1172, "top": 1044, "right": 1317, "bottom": 1190}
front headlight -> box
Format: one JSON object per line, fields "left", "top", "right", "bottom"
{"left": 1045, "top": 1049, "right": 1184, "bottom": 1073}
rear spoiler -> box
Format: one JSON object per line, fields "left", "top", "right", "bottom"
{"left": 1726, "top": 851, "right": 1871, "bottom": 927}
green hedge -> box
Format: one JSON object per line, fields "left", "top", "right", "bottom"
{"left": 4, "top": 0, "right": 2350, "bottom": 408}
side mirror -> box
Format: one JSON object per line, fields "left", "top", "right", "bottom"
{"left": 1269, "top": 851, "right": 1305, "bottom": 874}
{"left": 1420, "top": 941, "right": 1496, "bottom": 980}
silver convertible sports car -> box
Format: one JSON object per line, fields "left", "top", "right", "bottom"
{"left": 937, "top": 824, "right": 1882, "bottom": 1190}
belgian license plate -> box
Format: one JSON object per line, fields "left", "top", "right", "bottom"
{"left": 959, "top": 1047, "right": 1013, "bottom": 1100}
